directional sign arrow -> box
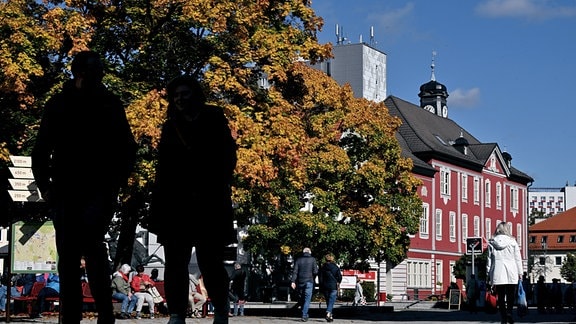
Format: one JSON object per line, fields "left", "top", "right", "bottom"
{"left": 8, "top": 190, "right": 43, "bottom": 202}
{"left": 9, "top": 167, "right": 35, "bottom": 179}
{"left": 8, "top": 178, "right": 37, "bottom": 190}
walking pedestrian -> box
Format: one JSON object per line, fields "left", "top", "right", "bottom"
{"left": 353, "top": 276, "right": 365, "bottom": 306}
{"left": 486, "top": 221, "right": 523, "bottom": 324}
{"left": 290, "top": 247, "right": 319, "bottom": 322}
{"left": 148, "top": 75, "right": 237, "bottom": 324}
{"left": 31, "top": 50, "right": 137, "bottom": 324}
{"left": 318, "top": 253, "right": 342, "bottom": 322}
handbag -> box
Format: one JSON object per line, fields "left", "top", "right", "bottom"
{"left": 147, "top": 286, "right": 164, "bottom": 304}
{"left": 517, "top": 279, "right": 528, "bottom": 317}
{"left": 485, "top": 286, "right": 498, "bottom": 314}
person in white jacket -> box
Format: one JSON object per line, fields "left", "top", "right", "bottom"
{"left": 486, "top": 222, "right": 523, "bottom": 324}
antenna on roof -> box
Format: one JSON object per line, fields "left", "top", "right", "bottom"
{"left": 430, "top": 50, "right": 437, "bottom": 81}
{"left": 369, "top": 26, "right": 377, "bottom": 46}
{"left": 335, "top": 24, "right": 348, "bottom": 45}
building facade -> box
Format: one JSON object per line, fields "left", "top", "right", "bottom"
{"left": 315, "top": 42, "right": 533, "bottom": 300}
{"left": 529, "top": 184, "right": 576, "bottom": 216}
{"left": 528, "top": 206, "right": 576, "bottom": 283}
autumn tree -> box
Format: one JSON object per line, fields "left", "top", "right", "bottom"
{"left": 239, "top": 62, "right": 423, "bottom": 271}
{"left": 0, "top": 0, "right": 422, "bottom": 273}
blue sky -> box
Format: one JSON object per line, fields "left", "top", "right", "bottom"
{"left": 310, "top": 0, "right": 576, "bottom": 188}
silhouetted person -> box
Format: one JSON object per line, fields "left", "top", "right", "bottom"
{"left": 32, "top": 50, "right": 137, "bottom": 324}
{"left": 150, "top": 268, "right": 161, "bottom": 282}
{"left": 229, "top": 262, "right": 247, "bottom": 316}
{"left": 149, "top": 76, "right": 237, "bottom": 324}
{"left": 536, "top": 275, "right": 547, "bottom": 313}
{"left": 550, "top": 278, "right": 563, "bottom": 313}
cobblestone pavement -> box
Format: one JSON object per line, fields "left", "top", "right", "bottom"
{"left": 5, "top": 306, "right": 575, "bottom": 324}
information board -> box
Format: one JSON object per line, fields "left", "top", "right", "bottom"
{"left": 448, "top": 289, "right": 461, "bottom": 310}
{"left": 11, "top": 221, "right": 58, "bottom": 273}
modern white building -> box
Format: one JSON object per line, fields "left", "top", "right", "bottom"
{"left": 529, "top": 184, "right": 576, "bottom": 216}
{"left": 314, "top": 42, "right": 387, "bottom": 103}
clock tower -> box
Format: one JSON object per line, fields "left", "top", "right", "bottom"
{"left": 419, "top": 51, "right": 449, "bottom": 118}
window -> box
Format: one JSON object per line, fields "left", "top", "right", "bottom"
{"left": 436, "top": 261, "right": 443, "bottom": 289}
{"left": 449, "top": 212, "right": 456, "bottom": 241}
{"left": 440, "top": 168, "right": 450, "bottom": 196}
{"left": 539, "top": 257, "right": 546, "bottom": 265}
{"left": 558, "top": 236, "right": 564, "bottom": 243}
{"left": 435, "top": 209, "right": 442, "bottom": 240}
{"left": 530, "top": 236, "right": 535, "bottom": 244}
{"left": 510, "top": 187, "right": 519, "bottom": 210}
{"left": 496, "top": 183, "right": 502, "bottom": 209}
{"left": 473, "top": 216, "right": 480, "bottom": 237}
{"left": 449, "top": 261, "right": 456, "bottom": 284}
{"left": 420, "top": 204, "right": 429, "bottom": 238}
{"left": 570, "top": 235, "right": 576, "bottom": 243}
{"left": 485, "top": 180, "right": 491, "bottom": 207}
{"left": 516, "top": 223, "right": 521, "bottom": 246}
{"left": 473, "top": 177, "right": 480, "bottom": 204}
{"left": 407, "top": 260, "right": 431, "bottom": 288}
{"left": 555, "top": 257, "right": 562, "bottom": 266}
{"left": 462, "top": 214, "right": 468, "bottom": 242}
{"left": 486, "top": 219, "right": 492, "bottom": 240}
{"left": 461, "top": 174, "right": 468, "bottom": 201}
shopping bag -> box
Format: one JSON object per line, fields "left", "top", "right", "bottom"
{"left": 147, "top": 286, "right": 165, "bottom": 304}
{"left": 485, "top": 287, "right": 498, "bottom": 314}
{"left": 517, "top": 280, "right": 528, "bottom": 317}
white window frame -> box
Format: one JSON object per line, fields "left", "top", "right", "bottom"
{"left": 435, "top": 260, "right": 443, "bottom": 290}
{"left": 485, "top": 218, "right": 492, "bottom": 240}
{"left": 516, "top": 223, "right": 522, "bottom": 247}
{"left": 462, "top": 214, "right": 468, "bottom": 243}
{"left": 449, "top": 212, "right": 456, "bottom": 242}
{"left": 440, "top": 168, "right": 450, "bottom": 196}
{"left": 461, "top": 174, "right": 468, "bottom": 201}
{"left": 485, "top": 180, "right": 491, "bottom": 207}
{"left": 473, "top": 216, "right": 480, "bottom": 237}
{"left": 449, "top": 261, "right": 456, "bottom": 284}
{"left": 435, "top": 209, "right": 442, "bottom": 240}
{"left": 407, "top": 260, "right": 431, "bottom": 288}
{"left": 473, "top": 177, "right": 480, "bottom": 204}
{"left": 420, "top": 203, "right": 430, "bottom": 238}
{"left": 496, "top": 182, "right": 502, "bottom": 209}
{"left": 510, "top": 187, "right": 519, "bottom": 211}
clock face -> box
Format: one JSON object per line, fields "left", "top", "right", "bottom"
{"left": 442, "top": 105, "right": 448, "bottom": 117}
{"left": 424, "top": 105, "right": 435, "bottom": 113}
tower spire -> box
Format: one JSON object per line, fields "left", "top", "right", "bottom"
{"left": 430, "top": 50, "right": 436, "bottom": 81}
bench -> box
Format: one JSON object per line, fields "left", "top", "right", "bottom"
{"left": 11, "top": 281, "right": 60, "bottom": 316}
{"left": 82, "top": 281, "right": 166, "bottom": 314}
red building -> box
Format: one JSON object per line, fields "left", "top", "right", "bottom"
{"left": 379, "top": 71, "right": 533, "bottom": 300}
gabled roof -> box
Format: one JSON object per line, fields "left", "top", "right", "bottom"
{"left": 530, "top": 206, "right": 576, "bottom": 232}
{"left": 384, "top": 95, "right": 533, "bottom": 184}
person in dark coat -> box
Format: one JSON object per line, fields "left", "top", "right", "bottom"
{"left": 229, "top": 262, "right": 247, "bottom": 316}
{"left": 290, "top": 247, "right": 319, "bottom": 322}
{"left": 318, "top": 253, "right": 342, "bottom": 322}
{"left": 31, "top": 50, "right": 137, "bottom": 324}
{"left": 148, "top": 75, "right": 237, "bottom": 324}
